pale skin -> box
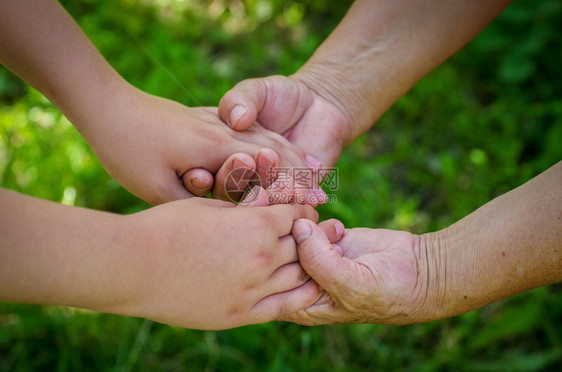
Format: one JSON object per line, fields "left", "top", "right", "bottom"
{"left": 216, "top": 0, "right": 561, "bottom": 324}
{"left": 0, "top": 0, "right": 324, "bottom": 205}
{"left": 0, "top": 186, "right": 342, "bottom": 330}
{"left": 0, "top": 0, "right": 336, "bottom": 329}
{"left": 3, "top": 0, "right": 558, "bottom": 331}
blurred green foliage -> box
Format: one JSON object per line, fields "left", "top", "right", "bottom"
{"left": 1, "top": 0, "right": 561, "bottom": 370}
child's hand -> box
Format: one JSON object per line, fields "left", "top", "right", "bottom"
{"left": 0, "top": 188, "right": 320, "bottom": 330}
{"left": 122, "top": 197, "right": 321, "bottom": 330}
{"left": 283, "top": 221, "right": 424, "bottom": 326}
{"left": 79, "top": 88, "right": 319, "bottom": 205}
{"left": 0, "top": 0, "right": 321, "bottom": 206}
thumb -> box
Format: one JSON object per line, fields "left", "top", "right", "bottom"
{"left": 219, "top": 78, "right": 265, "bottom": 131}
{"left": 292, "top": 219, "right": 350, "bottom": 293}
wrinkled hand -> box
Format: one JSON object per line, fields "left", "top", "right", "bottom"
{"left": 218, "top": 75, "right": 351, "bottom": 170}
{"left": 83, "top": 87, "right": 315, "bottom": 205}
{"left": 283, "top": 220, "right": 428, "bottom": 325}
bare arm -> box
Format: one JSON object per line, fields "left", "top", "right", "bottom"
{"left": 0, "top": 188, "right": 138, "bottom": 312}
{"left": 0, "top": 187, "right": 321, "bottom": 329}
{"left": 0, "top": 0, "right": 314, "bottom": 204}
{"left": 284, "top": 161, "right": 562, "bottom": 325}
{"left": 296, "top": 0, "right": 513, "bottom": 142}
{"left": 417, "top": 161, "right": 562, "bottom": 320}
{"left": 218, "top": 0, "right": 512, "bottom": 168}
{"left": 0, "top": 0, "right": 125, "bottom": 133}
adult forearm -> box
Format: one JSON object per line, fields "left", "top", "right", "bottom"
{"left": 417, "top": 161, "right": 562, "bottom": 321}
{"left": 0, "top": 188, "right": 140, "bottom": 314}
{"left": 294, "top": 0, "right": 511, "bottom": 143}
{"left": 0, "top": 0, "right": 130, "bottom": 137}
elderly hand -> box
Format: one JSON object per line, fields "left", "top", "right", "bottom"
{"left": 283, "top": 220, "right": 430, "bottom": 325}
{"left": 218, "top": 75, "right": 351, "bottom": 170}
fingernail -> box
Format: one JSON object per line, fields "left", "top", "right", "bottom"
{"left": 335, "top": 220, "right": 345, "bottom": 240}
{"left": 229, "top": 105, "right": 246, "bottom": 129}
{"left": 190, "top": 177, "right": 210, "bottom": 189}
{"left": 241, "top": 185, "right": 260, "bottom": 204}
{"left": 232, "top": 158, "right": 252, "bottom": 177}
{"left": 305, "top": 154, "right": 322, "bottom": 170}
{"left": 293, "top": 219, "right": 313, "bottom": 243}
{"left": 232, "top": 157, "right": 250, "bottom": 169}
{"left": 257, "top": 151, "right": 276, "bottom": 171}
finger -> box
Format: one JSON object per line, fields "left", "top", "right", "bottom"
{"left": 212, "top": 153, "right": 256, "bottom": 202}
{"left": 239, "top": 185, "right": 270, "bottom": 207}
{"left": 254, "top": 148, "right": 281, "bottom": 189}
{"left": 181, "top": 168, "right": 214, "bottom": 196}
{"left": 224, "top": 125, "right": 319, "bottom": 205}
{"left": 292, "top": 219, "right": 353, "bottom": 293}
{"left": 219, "top": 78, "right": 265, "bottom": 131}
{"left": 269, "top": 204, "right": 319, "bottom": 236}
{"left": 232, "top": 125, "right": 321, "bottom": 206}
{"left": 271, "top": 234, "right": 299, "bottom": 265}
{"left": 279, "top": 312, "right": 320, "bottom": 326}
{"left": 250, "top": 280, "right": 323, "bottom": 324}
{"left": 237, "top": 125, "right": 312, "bottom": 171}
{"left": 315, "top": 186, "right": 329, "bottom": 206}
{"left": 266, "top": 172, "right": 296, "bottom": 205}
{"left": 253, "top": 144, "right": 320, "bottom": 206}
{"left": 279, "top": 292, "right": 335, "bottom": 326}
{"left": 265, "top": 262, "right": 310, "bottom": 295}
{"left": 318, "top": 219, "right": 346, "bottom": 249}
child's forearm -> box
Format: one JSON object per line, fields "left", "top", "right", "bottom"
{"left": 0, "top": 188, "right": 141, "bottom": 314}
{"left": 0, "top": 187, "right": 322, "bottom": 329}
{"left": 0, "top": 0, "right": 131, "bottom": 139}
{"left": 294, "top": 0, "right": 512, "bottom": 143}
{"left": 417, "top": 161, "right": 562, "bottom": 321}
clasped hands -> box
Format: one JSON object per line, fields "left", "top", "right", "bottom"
{"left": 6, "top": 0, "right": 555, "bottom": 334}
{"left": 98, "top": 75, "right": 432, "bottom": 330}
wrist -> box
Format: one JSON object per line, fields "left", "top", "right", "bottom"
{"left": 412, "top": 224, "right": 509, "bottom": 323}
{"left": 409, "top": 230, "right": 463, "bottom": 323}
{"left": 101, "top": 212, "right": 162, "bottom": 318}
{"left": 63, "top": 77, "right": 135, "bottom": 132}
{"left": 64, "top": 81, "right": 144, "bottom": 167}
{"left": 74, "top": 212, "right": 148, "bottom": 316}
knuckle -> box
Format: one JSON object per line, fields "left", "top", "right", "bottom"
{"left": 253, "top": 250, "right": 274, "bottom": 268}
{"left": 227, "top": 304, "right": 245, "bottom": 318}
{"left": 250, "top": 210, "right": 277, "bottom": 230}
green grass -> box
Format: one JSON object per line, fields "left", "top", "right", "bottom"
{"left": 1, "top": 0, "right": 561, "bottom": 370}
